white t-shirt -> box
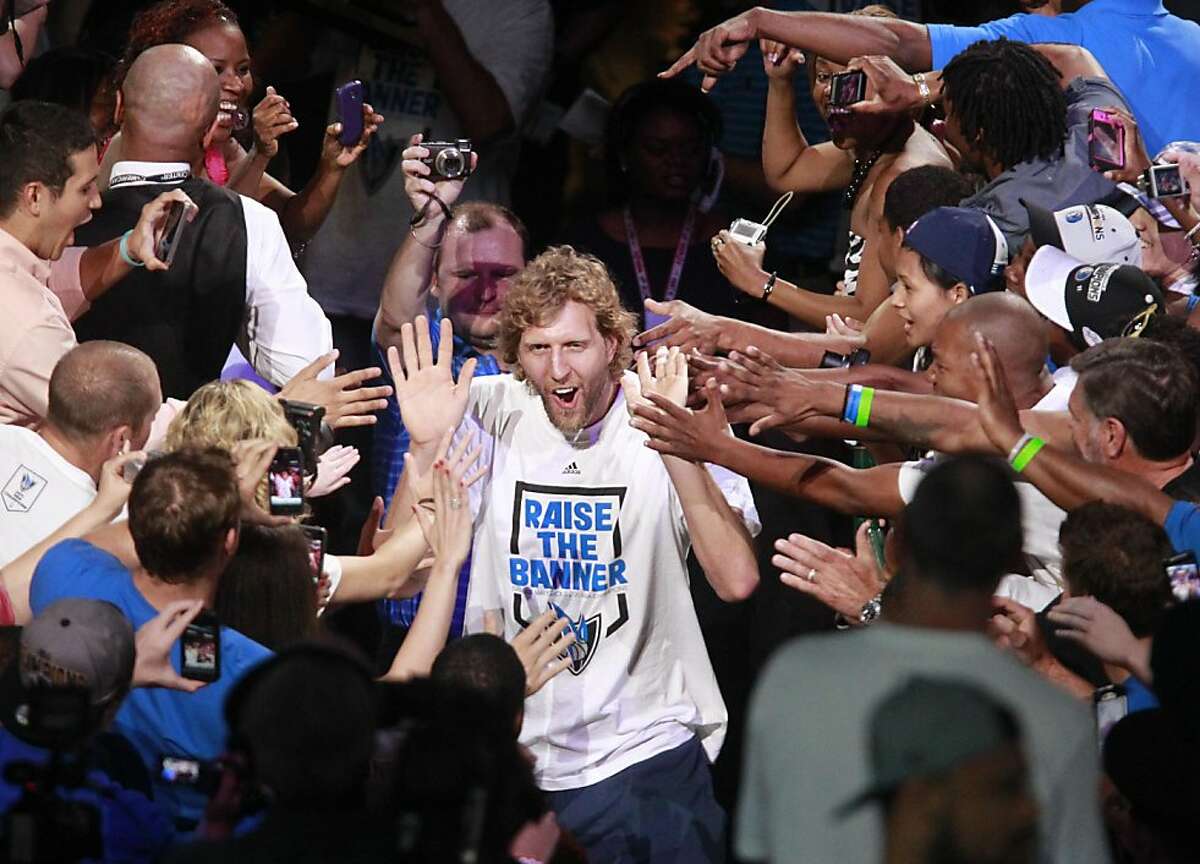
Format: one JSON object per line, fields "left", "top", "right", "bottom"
{"left": 0, "top": 426, "right": 96, "bottom": 567}
{"left": 464, "top": 373, "right": 760, "bottom": 791}
{"left": 301, "top": 0, "right": 553, "bottom": 318}
{"left": 737, "top": 624, "right": 1110, "bottom": 864}
{"left": 897, "top": 373, "right": 1076, "bottom": 592}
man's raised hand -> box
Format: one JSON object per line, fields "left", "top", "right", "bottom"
{"left": 278, "top": 349, "right": 394, "bottom": 429}
{"left": 660, "top": 10, "right": 758, "bottom": 93}
{"left": 718, "top": 347, "right": 823, "bottom": 436}
{"left": 970, "top": 333, "right": 1025, "bottom": 453}
{"left": 133, "top": 600, "right": 207, "bottom": 693}
{"left": 386, "top": 315, "right": 477, "bottom": 446}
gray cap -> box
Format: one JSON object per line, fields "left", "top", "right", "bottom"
{"left": 836, "top": 677, "right": 1021, "bottom": 817}
{"left": 20, "top": 598, "right": 135, "bottom": 706}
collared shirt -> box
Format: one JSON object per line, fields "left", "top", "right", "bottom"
{"left": 928, "top": 0, "right": 1200, "bottom": 155}
{"left": 0, "top": 226, "right": 87, "bottom": 426}
{"left": 103, "top": 161, "right": 332, "bottom": 387}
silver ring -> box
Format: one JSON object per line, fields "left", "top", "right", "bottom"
{"left": 806, "top": 567, "right": 817, "bottom": 582}
{"left": 449, "top": 498, "right": 463, "bottom": 510}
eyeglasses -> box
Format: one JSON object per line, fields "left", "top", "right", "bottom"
{"left": 1121, "top": 303, "right": 1159, "bottom": 339}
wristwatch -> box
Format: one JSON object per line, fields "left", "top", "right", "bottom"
{"left": 761, "top": 271, "right": 778, "bottom": 300}
{"left": 858, "top": 592, "right": 884, "bottom": 625}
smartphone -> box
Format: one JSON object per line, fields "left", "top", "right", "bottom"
{"left": 1164, "top": 551, "right": 1200, "bottom": 601}
{"left": 159, "top": 756, "right": 223, "bottom": 794}
{"left": 335, "top": 79, "right": 364, "bottom": 147}
{"left": 1094, "top": 683, "right": 1128, "bottom": 743}
{"left": 179, "top": 610, "right": 220, "bottom": 683}
{"left": 1145, "top": 163, "right": 1189, "bottom": 199}
{"left": 268, "top": 446, "right": 306, "bottom": 516}
{"left": 1088, "top": 109, "right": 1126, "bottom": 172}
{"left": 155, "top": 201, "right": 188, "bottom": 267}
{"left": 301, "top": 524, "right": 327, "bottom": 584}
{"left": 280, "top": 399, "right": 326, "bottom": 472}
{"left": 829, "top": 70, "right": 867, "bottom": 108}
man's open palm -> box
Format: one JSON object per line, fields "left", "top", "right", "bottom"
{"left": 387, "top": 315, "right": 476, "bottom": 446}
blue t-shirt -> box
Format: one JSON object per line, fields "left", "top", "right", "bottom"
{"left": 372, "top": 308, "right": 501, "bottom": 632}
{"left": 0, "top": 729, "right": 175, "bottom": 863}
{"left": 1164, "top": 500, "right": 1200, "bottom": 556}
{"left": 928, "top": 0, "right": 1200, "bottom": 155}
{"left": 30, "top": 540, "right": 272, "bottom": 826}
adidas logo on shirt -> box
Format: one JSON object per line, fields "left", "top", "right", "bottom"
{"left": 562, "top": 462, "right": 581, "bottom": 476}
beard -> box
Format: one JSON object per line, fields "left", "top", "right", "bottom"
{"left": 530, "top": 374, "right": 616, "bottom": 438}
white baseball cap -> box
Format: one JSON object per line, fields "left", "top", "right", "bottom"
{"left": 1023, "top": 201, "right": 1142, "bottom": 268}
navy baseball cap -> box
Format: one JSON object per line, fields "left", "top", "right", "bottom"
{"left": 904, "top": 207, "right": 1009, "bottom": 294}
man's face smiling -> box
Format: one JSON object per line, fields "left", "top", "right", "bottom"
{"left": 436, "top": 223, "right": 524, "bottom": 348}
{"left": 38, "top": 148, "right": 102, "bottom": 261}
{"left": 518, "top": 300, "right": 618, "bottom": 437}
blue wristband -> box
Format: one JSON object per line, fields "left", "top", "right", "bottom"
{"left": 1187, "top": 294, "right": 1200, "bottom": 314}
{"left": 118, "top": 230, "right": 144, "bottom": 268}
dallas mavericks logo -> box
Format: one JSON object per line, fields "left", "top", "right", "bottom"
{"left": 3, "top": 466, "right": 47, "bottom": 513}
{"left": 550, "top": 602, "right": 602, "bottom": 675}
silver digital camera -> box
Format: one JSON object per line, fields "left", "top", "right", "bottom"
{"left": 422, "top": 139, "right": 474, "bottom": 182}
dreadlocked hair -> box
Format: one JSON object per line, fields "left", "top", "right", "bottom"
{"left": 941, "top": 38, "right": 1067, "bottom": 171}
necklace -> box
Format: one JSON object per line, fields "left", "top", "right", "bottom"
{"left": 844, "top": 149, "right": 883, "bottom": 209}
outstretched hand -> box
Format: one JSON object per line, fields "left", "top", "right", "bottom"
{"left": 409, "top": 428, "right": 486, "bottom": 570}
{"left": 774, "top": 521, "right": 885, "bottom": 620}
{"left": 660, "top": 10, "right": 758, "bottom": 92}
{"left": 278, "top": 349, "right": 393, "bottom": 429}
{"left": 629, "top": 378, "right": 730, "bottom": 464}
{"left": 387, "top": 315, "right": 477, "bottom": 446}
{"left": 634, "top": 298, "right": 725, "bottom": 354}
{"left": 970, "top": 333, "right": 1025, "bottom": 453}
{"left": 511, "top": 610, "right": 576, "bottom": 696}
{"left": 717, "top": 347, "right": 824, "bottom": 436}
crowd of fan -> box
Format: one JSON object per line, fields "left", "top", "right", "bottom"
{"left": 1, "top": 0, "right": 1200, "bottom": 862}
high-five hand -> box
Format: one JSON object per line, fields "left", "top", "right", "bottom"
{"left": 629, "top": 377, "right": 730, "bottom": 464}
{"left": 387, "top": 315, "right": 477, "bottom": 446}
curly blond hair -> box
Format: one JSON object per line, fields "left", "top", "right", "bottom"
{"left": 498, "top": 245, "right": 637, "bottom": 380}
{"left": 165, "top": 381, "right": 297, "bottom": 508}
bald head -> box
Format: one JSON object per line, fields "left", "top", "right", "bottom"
{"left": 931, "top": 294, "right": 1049, "bottom": 403}
{"left": 47, "top": 342, "right": 162, "bottom": 444}
{"left": 121, "top": 44, "right": 219, "bottom": 161}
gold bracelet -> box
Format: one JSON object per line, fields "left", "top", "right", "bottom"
{"left": 913, "top": 73, "right": 933, "bottom": 108}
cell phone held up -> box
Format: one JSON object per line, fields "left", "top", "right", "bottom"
{"left": 829, "top": 70, "right": 867, "bottom": 109}
{"left": 280, "top": 399, "right": 326, "bottom": 472}
{"left": 180, "top": 610, "right": 220, "bottom": 683}
{"left": 1164, "top": 551, "right": 1200, "bottom": 602}
{"left": 268, "top": 446, "right": 306, "bottom": 516}
{"left": 301, "top": 525, "right": 327, "bottom": 585}
{"left": 156, "top": 200, "right": 188, "bottom": 267}
{"left": 335, "top": 79, "right": 364, "bottom": 147}
{"left": 1088, "top": 109, "right": 1126, "bottom": 172}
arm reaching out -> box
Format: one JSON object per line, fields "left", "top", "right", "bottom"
{"left": 382, "top": 429, "right": 484, "bottom": 681}
{"left": 625, "top": 348, "right": 759, "bottom": 601}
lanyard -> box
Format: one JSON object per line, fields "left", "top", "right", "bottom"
{"left": 109, "top": 169, "right": 192, "bottom": 188}
{"left": 623, "top": 205, "right": 696, "bottom": 305}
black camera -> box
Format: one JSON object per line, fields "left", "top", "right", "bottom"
{"left": 280, "top": 399, "right": 328, "bottom": 472}
{"left": 422, "top": 139, "right": 473, "bottom": 181}
{"left": 820, "top": 348, "right": 871, "bottom": 369}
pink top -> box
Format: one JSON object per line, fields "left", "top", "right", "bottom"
{"left": 0, "top": 226, "right": 87, "bottom": 427}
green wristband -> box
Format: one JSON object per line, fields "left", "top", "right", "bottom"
{"left": 119, "top": 230, "right": 144, "bottom": 268}
{"left": 854, "top": 386, "right": 874, "bottom": 428}
{"left": 1010, "top": 436, "right": 1045, "bottom": 473}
